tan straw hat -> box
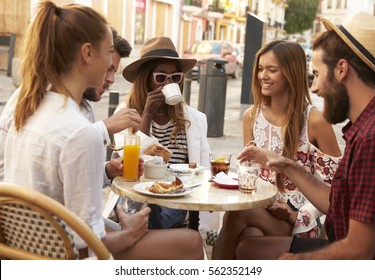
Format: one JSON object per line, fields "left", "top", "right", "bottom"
{"left": 122, "top": 37, "right": 197, "bottom": 82}
{"left": 321, "top": 12, "right": 375, "bottom": 71}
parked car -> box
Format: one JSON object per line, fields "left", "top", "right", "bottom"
{"left": 299, "top": 43, "right": 313, "bottom": 61}
{"left": 183, "top": 40, "right": 239, "bottom": 79}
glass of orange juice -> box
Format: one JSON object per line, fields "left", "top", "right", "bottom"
{"left": 123, "top": 134, "right": 140, "bottom": 181}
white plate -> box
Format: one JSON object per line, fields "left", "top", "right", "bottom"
{"left": 133, "top": 182, "right": 195, "bottom": 197}
{"left": 168, "top": 163, "right": 206, "bottom": 173}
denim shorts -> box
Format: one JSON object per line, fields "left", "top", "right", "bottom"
{"left": 148, "top": 204, "right": 187, "bottom": 229}
{"left": 289, "top": 236, "right": 330, "bottom": 253}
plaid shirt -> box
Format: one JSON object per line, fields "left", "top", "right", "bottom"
{"left": 325, "top": 97, "right": 375, "bottom": 240}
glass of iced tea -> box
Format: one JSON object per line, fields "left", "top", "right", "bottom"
{"left": 209, "top": 152, "right": 232, "bottom": 178}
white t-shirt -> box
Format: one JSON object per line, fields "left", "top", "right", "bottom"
{"left": 4, "top": 91, "right": 106, "bottom": 248}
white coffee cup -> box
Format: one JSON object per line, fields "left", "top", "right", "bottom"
{"left": 162, "top": 83, "right": 182, "bottom": 105}
{"left": 143, "top": 163, "right": 168, "bottom": 179}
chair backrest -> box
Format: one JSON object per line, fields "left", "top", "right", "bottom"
{"left": 0, "top": 183, "right": 110, "bottom": 260}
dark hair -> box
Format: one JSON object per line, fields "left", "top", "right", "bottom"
{"left": 111, "top": 27, "right": 132, "bottom": 58}
{"left": 313, "top": 30, "right": 375, "bottom": 87}
{"left": 15, "top": 1, "right": 109, "bottom": 130}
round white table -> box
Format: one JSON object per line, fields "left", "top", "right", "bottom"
{"left": 111, "top": 170, "right": 278, "bottom": 229}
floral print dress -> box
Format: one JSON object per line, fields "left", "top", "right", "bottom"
{"left": 253, "top": 104, "right": 341, "bottom": 238}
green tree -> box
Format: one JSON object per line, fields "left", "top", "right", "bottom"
{"left": 285, "top": 0, "right": 319, "bottom": 34}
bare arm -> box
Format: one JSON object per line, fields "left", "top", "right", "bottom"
{"left": 104, "top": 108, "right": 142, "bottom": 135}
{"left": 242, "top": 106, "right": 255, "bottom": 146}
{"left": 279, "top": 219, "right": 375, "bottom": 259}
{"left": 308, "top": 108, "right": 342, "bottom": 157}
{"left": 267, "top": 153, "right": 331, "bottom": 213}
{"left": 102, "top": 206, "right": 151, "bottom": 254}
{"left": 237, "top": 146, "right": 331, "bottom": 213}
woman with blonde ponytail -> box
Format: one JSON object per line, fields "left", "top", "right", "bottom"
{"left": 214, "top": 40, "right": 342, "bottom": 259}
{"left": 3, "top": 1, "right": 203, "bottom": 260}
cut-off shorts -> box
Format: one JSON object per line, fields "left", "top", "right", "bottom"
{"left": 289, "top": 236, "right": 330, "bottom": 253}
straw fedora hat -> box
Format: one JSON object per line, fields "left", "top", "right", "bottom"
{"left": 122, "top": 37, "right": 197, "bottom": 82}
{"left": 321, "top": 12, "right": 375, "bottom": 71}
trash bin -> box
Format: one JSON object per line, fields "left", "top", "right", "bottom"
{"left": 0, "top": 33, "right": 16, "bottom": 77}
{"left": 198, "top": 58, "right": 228, "bottom": 137}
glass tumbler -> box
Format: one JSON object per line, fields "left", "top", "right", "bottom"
{"left": 209, "top": 152, "right": 232, "bottom": 178}
{"left": 237, "top": 161, "right": 261, "bottom": 194}
{"left": 123, "top": 134, "right": 140, "bottom": 181}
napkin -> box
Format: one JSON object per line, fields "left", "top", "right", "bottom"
{"left": 102, "top": 190, "right": 119, "bottom": 218}
{"left": 141, "top": 155, "right": 164, "bottom": 165}
{"left": 214, "top": 172, "right": 238, "bottom": 185}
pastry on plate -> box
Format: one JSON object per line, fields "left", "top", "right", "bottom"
{"left": 148, "top": 177, "right": 183, "bottom": 194}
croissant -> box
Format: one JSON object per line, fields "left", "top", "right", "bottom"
{"left": 148, "top": 177, "right": 183, "bottom": 194}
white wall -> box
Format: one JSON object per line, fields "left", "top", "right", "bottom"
{"left": 347, "top": 0, "right": 374, "bottom": 16}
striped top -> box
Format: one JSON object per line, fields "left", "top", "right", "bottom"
{"left": 151, "top": 120, "right": 188, "bottom": 164}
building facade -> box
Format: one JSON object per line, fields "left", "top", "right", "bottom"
{"left": 1, "top": 0, "right": 292, "bottom": 78}
{"left": 314, "top": 0, "right": 375, "bottom": 33}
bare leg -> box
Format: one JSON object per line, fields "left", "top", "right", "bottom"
{"left": 236, "top": 235, "right": 293, "bottom": 259}
{"left": 214, "top": 207, "right": 292, "bottom": 259}
{"left": 113, "top": 228, "right": 204, "bottom": 260}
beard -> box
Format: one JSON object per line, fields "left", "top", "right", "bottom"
{"left": 83, "top": 87, "right": 101, "bottom": 102}
{"left": 322, "top": 78, "right": 350, "bottom": 124}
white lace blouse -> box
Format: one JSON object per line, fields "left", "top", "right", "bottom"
{"left": 253, "top": 104, "right": 341, "bottom": 237}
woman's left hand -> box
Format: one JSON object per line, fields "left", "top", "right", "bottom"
{"left": 266, "top": 199, "right": 297, "bottom": 225}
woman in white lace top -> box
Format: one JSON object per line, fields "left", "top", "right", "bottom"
{"left": 214, "top": 40, "right": 342, "bottom": 259}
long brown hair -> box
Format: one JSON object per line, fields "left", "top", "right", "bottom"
{"left": 14, "top": 1, "right": 108, "bottom": 130}
{"left": 251, "top": 40, "right": 312, "bottom": 191}
{"left": 126, "top": 58, "right": 190, "bottom": 144}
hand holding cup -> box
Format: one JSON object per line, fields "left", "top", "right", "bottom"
{"left": 162, "top": 83, "right": 182, "bottom": 105}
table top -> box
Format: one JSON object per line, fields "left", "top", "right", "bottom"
{"left": 111, "top": 170, "right": 278, "bottom": 212}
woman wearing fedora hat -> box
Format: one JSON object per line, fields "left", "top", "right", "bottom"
{"left": 114, "top": 37, "right": 211, "bottom": 229}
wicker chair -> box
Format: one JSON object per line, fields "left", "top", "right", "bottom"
{"left": 0, "top": 183, "right": 111, "bottom": 260}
